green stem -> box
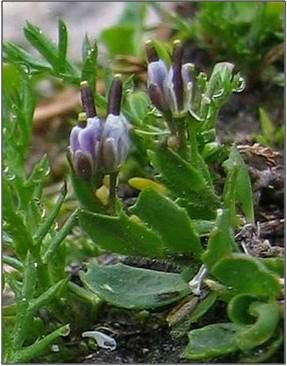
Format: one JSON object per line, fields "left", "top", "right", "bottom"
{"left": 42, "top": 209, "right": 79, "bottom": 264}
{"left": 164, "top": 112, "right": 177, "bottom": 135}
{"left": 3, "top": 256, "right": 24, "bottom": 272}
{"left": 174, "top": 116, "right": 188, "bottom": 159}
{"left": 34, "top": 183, "right": 67, "bottom": 246}
{"left": 68, "top": 281, "right": 102, "bottom": 307}
{"left": 109, "top": 172, "right": 118, "bottom": 213}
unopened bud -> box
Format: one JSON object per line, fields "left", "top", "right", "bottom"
{"left": 145, "top": 40, "right": 159, "bottom": 62}
{"left": 108, "top": 74, "right": 122, "bottom": 116}
{"left": 80, "top": 81, "right": 96, "bottom": 118}
{"left": 74, "top": 150, "right": 93, "bottom": 180}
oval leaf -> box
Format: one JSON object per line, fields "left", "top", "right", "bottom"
{"left": 212, "top": 254, "right": 281, "bottom": 299}
{"left": 183, "top": 323, "right": 242, "bottom": 360}
{"left": 81, "top": 263, "right": 190, "bottom": 309}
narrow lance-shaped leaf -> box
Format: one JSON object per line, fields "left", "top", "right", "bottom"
{"left": 202, "top": 209, "right": 237, "bottom": 271}
{"left": 223, "top": 162, "right": 239, "bottom": 226}
{"left": 81, "top": 35, "right": 98, "bottom": 93}
{"left": 58, "top": 20, "right": 68, "bottom": 68}
{"left": 4, "top": 179, "right": 34, "bottom": 259}
{"left": 24, "top": 22, "right": 59, "bottom": 68}
{"left": 34, "top": 183, "right": 67, "bottom": 246}
{"left": 3, "top": 42, "right": 52, "bottom": 72}
{"left": 223, "top": 144, "right": 254, "bottom": 223}
{"left": 10, "top": 324, "right": 70, "bottom": 363}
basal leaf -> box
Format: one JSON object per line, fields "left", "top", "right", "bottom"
{"left": 131, "top": 189, "right": 203, "bottom": 258}
{"left": 227, "top": 293, "right": 258, "bottom": 325}
{"left": 79, "top": 210, "right": 164, "bottom": 257}
{"left": 183, "top": 323, "right": 242, "bottom": 360}
{"left": 81, "top": 263, "right": 190, "bottom": 309}
{"left": 235, "top": 301, "right": 280, "bottom": 351}
{"left": 212, "top": 254, "right": 281, "bottom": 299}
{"left": 189, "top": 292, "right": 218, "bottom": 323}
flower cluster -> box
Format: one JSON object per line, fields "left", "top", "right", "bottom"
{"left": 69, "top": 76, "right": 130, "bottom": 179}
{"left": 145, "top": 40, "right": 193, "bottom": 118}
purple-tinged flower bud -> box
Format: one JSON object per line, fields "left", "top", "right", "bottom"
{"left": 107, "top": 74, "right": 122, "bottom": 116}
{"left": 164, "top": 41, "right": 193, "bottom": 117}
{"left": 145, "top": 40, "right": 169, "bottom": 112}
{"left": 102, "top": 76, "right": 131, "bottom": 172}
{"left": 80, "top": 81, "right": 97, "bottom": 118}
{"left": 69, "top": 111, "right": 103, "bottom": 179}
{"left": 171, "top": 40, "right": 184, "bottom": 111}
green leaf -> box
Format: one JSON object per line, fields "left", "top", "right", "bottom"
{"left": 79, "top": 209, "right": 164, "bottom": 257}
{"left": 28, "top": 278, "right": 68, "bottom": 314}
{"left": 101, "top": 25, "right": 137, "bottom": 56}
{"left": 81, "top": 263, "right": 190, "bottom": 309}
{"left": 149, "top": 146, "right": 220, "bottom": 215}
{"left": 227, "top": 293, "right": 258, "bottom": 325}
{"left": 223, "top": 145, "right": 254, "bottom": 223}
{"left": 205, "top": 62, "right": 235, "bottom": 99}
{"left": 68, "top": 158, "right": 104, "bottom": 213}
{"left": 260, "top": 257, "right": 284, "bottom": 277}
{"left": 223, "top": 162, "right": 239, "bottom": 226}
{"left": 42, "top": 209, "right": 79, "bottom": 263}
{"left": 190, "top": 292, "right": 218, "bottom": 323}
{"left": 212, "top": 254, "right": 281, "bottom": 299}
{"left": 152, "top": 40, "right": 172, "bottom": 66}
{"left": 183, "top": 323, "right": 241, "bottom": 360}
{"left": 126, "top": 91, "right": 150, "bottom": 125}
{"left": 3, "top": 63, "right": 22, "bottom": 96}
{"left": 4, "top": 179, "right": 34, "bottom": 260}
{"left": 11, "top": 324, "right": 70, "bottom": 363}
{"left": 3, "top": 42, "right": 52, "bottom": 72}
{"left": 119, "top": 3, "right": 146, "bottom": 25}
{"left": 131, "top": 190, "right": 203, "bottom": 258}
{"left": 58, "top": 20, "right": 68, "bottom": 67}
{"left": 190, "top": 220, "right": 215, "bottom": 236}
{"left": 81, "top": 35, "right": 98, "bottom": 92}
{"left": 235, "top": 301, "right": 280, "bottom": 351}
{"left": 202, "top": 209, "right": 236, "bottom": 271}
{"left": 24, "top": 22, "right": 59, "bottom": 68}
{"left": 34, "top": 184, "right": 66, "bottom": 245}
{"left": 240, "top": 330, "right": 283, "bottom": 363}
{"left": 22, "top": 252, "right": 37, "bottom": 301}
{"left": 3, "top": 255, "right": 24, "bottom": 272}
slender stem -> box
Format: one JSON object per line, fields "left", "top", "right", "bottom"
{"left": 173, "top": 116, "right": 188, "bottom": 159}
{"left": 163, "top": 112, "right": 177, "bottom": 135}
{"left": 42, "top": 209, "right": 79, "bottom": 264}
{"left": 3, "top": 256, "right": 24, "bottom": 272}
{"left": 68, "top": 281, "right": 102, "bottom": 307}
{"left": 109, "top": 172, "right": 118, "bottom": 213}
